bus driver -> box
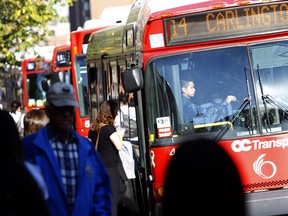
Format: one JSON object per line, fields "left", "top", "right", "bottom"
{"left": 181, "top": 79, "right": 237, "bottom": 124}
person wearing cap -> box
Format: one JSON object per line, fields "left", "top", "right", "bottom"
{"left": 22, "top": 82, "right": 112, "bottom": 216}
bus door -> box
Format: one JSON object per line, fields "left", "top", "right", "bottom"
{"left": 88, "top": 56, "right": 149, "bottom": 215}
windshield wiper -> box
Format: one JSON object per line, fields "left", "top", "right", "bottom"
{"left": 260, "top": 93, "right": 288, "bottom": 115}
{"left": 214, "top": 66, "right": 253, "bottom": 141}
{"left": 245, "top": 66, "right": 254, "bottom": 134}
{"left": 214, "top": 97, "right": 251, "bottom": 142}
{"left": 257, "top": 64, "right": 272, "bottom": 131}
{"left": 257, "top": 65, "right": 288, "bottom": 131}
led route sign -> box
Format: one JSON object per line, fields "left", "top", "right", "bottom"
{"left": 164, "top": 2, "right": 288, "bottom": 46}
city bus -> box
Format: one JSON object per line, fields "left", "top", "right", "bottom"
{"left": 52, "top": 44, "right": 71, "bottom": 73}
{"left": 51, "top": 7, "right": 132, "bottom": 137}
{"left": 22, "top": 57, "right": 52, "bottom": 112}
{"left": 69, "top": 26, "right": 109, "bottom": 136}
{"left": 86, "top": 0, "right": 288, "bottom": 215}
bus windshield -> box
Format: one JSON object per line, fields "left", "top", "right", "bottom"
{"left": 26, "top": 72, "right": 47, "bottom": 107}
{"left": 146, "top": 40, "right": 288, "bottom": 143}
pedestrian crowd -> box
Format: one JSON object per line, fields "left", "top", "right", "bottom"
{"left": 2, "top": 82, "right": 112, "bottom": 216}
{"left": 1, "top": 81, "right": 245, "bottom": 216}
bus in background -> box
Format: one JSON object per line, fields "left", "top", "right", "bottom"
{"left": 86, "top": 0, "right": 288, "bottom": 215}
{"left": 69, "top": 26, "right": 108, "bottom": 136}
{"left": 52, "top": 44, "right": 71, "bottom": 73}
{"left": 51, "top": 44, "right": 72, "bottom": 87}
{"left": 52, "top": 42, "right": 91, "bottom": 136}
{"left": 22, "top": 57, "right": 52, "bottom": 112}
{"left": 52, "top": 6, "right": 132, "bottom": 137}
{"left": 52, "top": 41, "right": 91, "bottom": 137}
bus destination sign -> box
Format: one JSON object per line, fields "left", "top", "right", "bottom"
{"left": 164, "top": 2, "right": 288, "bottom": 46}
{"left": 56, "top": 50, "right": 71, "bottom": 67}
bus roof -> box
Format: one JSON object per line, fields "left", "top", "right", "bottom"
{"left": 150, "top": 0, "right": 209, "bottom": 13}
{"left": 148, "top": 0, "right": 284, "bottom": 18}
{"left": 149, "top": 0, "right": 283, "bottom": 13}
{"left": 83, "top": 5, "right": 132, "bottom": 29}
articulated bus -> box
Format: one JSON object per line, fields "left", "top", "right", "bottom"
{"left": 22, "top": 57, "right": 52, "bottom": 112}
{"left": 86, "top": 0, "right": 288, "bottom": 215}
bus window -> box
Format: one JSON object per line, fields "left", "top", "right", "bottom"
{"left": 75, "top": 55, "right": 89, "bottom": 117}
{"left": 22, "top": 58, "right": 52, "bottom": 110}
{"left": 146, "top": 46, "right": 258, "bottom": 140}
{"left": 110, "top": 61, "right": 119, "bottom": 101}
{"left": 27, "top": 73, "right": 46, "bottom": 106}
{"left": 251, "top": 41, "right": 288, "bottom": 132}
{"left": 87, "top": 65, "right": 98, "bottom": 121}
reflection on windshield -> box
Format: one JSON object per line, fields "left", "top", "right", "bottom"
{"left": 145, "top": 41, "right": 288, "bottom": 143}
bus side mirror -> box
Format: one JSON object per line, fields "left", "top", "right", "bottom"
{"left": 121, "top": 66, "right": 143, "bottom": 93}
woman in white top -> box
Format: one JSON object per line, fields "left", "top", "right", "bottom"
{"left": 9, "top": 100, "right": 25, "bottom": 139}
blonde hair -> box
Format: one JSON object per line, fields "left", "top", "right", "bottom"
{"left": 24, "top": 109, "right": 49, "bottom": 136}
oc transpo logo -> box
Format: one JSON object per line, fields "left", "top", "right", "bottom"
{"left": 253, "top": 154, "right": 277, "bottom": 179}
{"left": 231, "top": 139, "right": 277, "bottom": 179}
{"left": 231, "top": 139, "right": 252, "bottom": 152}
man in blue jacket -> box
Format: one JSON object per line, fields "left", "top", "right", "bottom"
{"left": 22, "top": 82, "right": 112, "bottom": 216}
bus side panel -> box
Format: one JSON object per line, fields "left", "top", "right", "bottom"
{"left": 219, "top": 134, "right": 288, "bottom": 191}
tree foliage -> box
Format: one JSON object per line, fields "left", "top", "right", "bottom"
{"left": 0, "top": 0, "right": 74, "bottom": 69}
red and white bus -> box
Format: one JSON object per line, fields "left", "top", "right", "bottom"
{"left": 22, "top": 57, "right": 52, "bottom": 112}
{"left": 86, "top": 0, "right": 288, "bottom": 215}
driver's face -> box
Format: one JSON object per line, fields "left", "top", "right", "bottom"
{"left": 184, "top": 81, "right": 196, "bottom": 98}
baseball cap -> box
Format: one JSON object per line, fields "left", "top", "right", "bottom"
{"left": 45, "top": 82, "right": 79, "bottom": 107}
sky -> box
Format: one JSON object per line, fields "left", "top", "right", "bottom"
{"left": 55, "top": 3, "right": 69, "bottom": 17}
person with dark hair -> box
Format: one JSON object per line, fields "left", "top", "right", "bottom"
{"left": 89, "top": 99, "right": 126, "bottom": 216}
{"left": 0, "top": 109, "right": 50, "bottom": 216}
{"left": 115, "top": 92, "right": 137, "bottom": 138}
{"left": 181, "top": 79, "right": 237, "bottom": 123}
{"left": 9, "top": 100, "right": 25, "bottom": 138}
{"left": 9, "top": 100, "right": 21, "bottom": 114}
{"left": 163, "top": 137, "right": 246, "bottom": 216}
{"left": 22, "top": 82, "right": 112, "bottom": 216}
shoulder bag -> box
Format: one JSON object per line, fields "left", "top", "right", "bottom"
{"left": 119, "top": 141, "right": 136, "bottom": 179}
{"left": 95, "top": 127, "right": 101, "bottom": 150}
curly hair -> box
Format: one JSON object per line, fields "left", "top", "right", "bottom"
{"left": 90, "top": 100, "right": 118, "bottom": 132}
